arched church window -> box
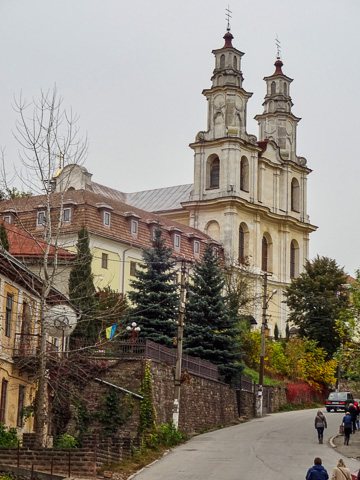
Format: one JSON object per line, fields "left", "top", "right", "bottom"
{"left": 238, "top": 223, "right": 249, "bottom": 264}
{"left": 284, "top": 82, "right": 287, "bottom": 96}
{"left": 261, "top": 236, "right": 268, "bottom": 272}
{"left": 290, "top": 240, "right": 298, "bottom": 279}
{"left": 239, "top": 225, "right": 245, "bottom": 263}
{"left": 291, "top": 177, "right": 300, "bottom": 212}
{"left": 210, "top": 158, "right": 220, "bottom": 188}
{"left": 240, "top": 156, "right": 249, "bottom": 192}
{"left": 271, "top": 81, "right": 276, "bottom": 95}
{"left": 233, "top": 56, "right": 237, "bottom": 70}
{"left": 220, "top": 54, "right": 225, "bottom": 69}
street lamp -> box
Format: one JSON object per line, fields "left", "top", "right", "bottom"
{"left": 126, "top": 322, "right": 141, "bottom": 352}
{"left": 257, "top": 272, "right": 277, "bottom": 417}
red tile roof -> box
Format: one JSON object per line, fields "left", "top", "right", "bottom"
{"left": 0, "top": 190, "right": 219, "bottom": 262}
{"left": 2, "top": 222, "right": 75, "bottom": 260}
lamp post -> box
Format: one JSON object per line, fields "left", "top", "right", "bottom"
{"left": 126, "top": 321, "right": 141, "bottom": 352}
{"left": 257, "top": 273, "right": 277, "bottom": 417}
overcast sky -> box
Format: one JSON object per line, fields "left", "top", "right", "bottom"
{"left": 1, "top": 0, "right": 359, "bottom": 275}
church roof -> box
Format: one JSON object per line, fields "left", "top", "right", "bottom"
{"left": 126, "top": 184, "right": 193, "bottom": 212}
{"left": 88, "top": 181, "right": 193, "bottom": 213}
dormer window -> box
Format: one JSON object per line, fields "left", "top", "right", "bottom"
{"left": 194, "top": 240, "right": 200, "bottom": 256}
{"left": 146, "top": 220, "right": 161, "bottom": 240}
{"left": 37, "top": 211, "right": 46, "bottom": 226}
{"left": 174, "top": 234, "right": 181, "bottom": 249}
{"left": 96, "top": 202, "right": 113, "bottom": 228}
{"left": 169, "top": 227, "right": 182, "bottom": 252}
{"left": 63, "top": 208, "right": 71, "bottom": 223}
{"left": 3, "top": 216, "right": 11, "bottom": 224}
{"left": 104, "top": 211, "right": 110, "bottom": 226}
{"left": 131, "top": 219, "right": 138, "bottom": 235}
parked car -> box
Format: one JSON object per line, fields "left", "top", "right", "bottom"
{"left": 325, "top": 391, "right": 354, "bottom": 412}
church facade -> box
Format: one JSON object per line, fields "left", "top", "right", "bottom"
{"left": 141, "top": 28, "right": 317, "bottom": 334}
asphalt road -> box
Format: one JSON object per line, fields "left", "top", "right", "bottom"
{"left": 131, "top": 409, "right": 360, "bottom": 480}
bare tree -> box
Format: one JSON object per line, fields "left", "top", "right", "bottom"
{"left": 1, "top": 87, "right": 88, "bottom": 446}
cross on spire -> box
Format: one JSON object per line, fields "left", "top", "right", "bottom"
{"left": 226, "top": 5, "right": 232, "bottom": 32}
{"left": 275, "top": 34, "right": 281, "bottom": 59}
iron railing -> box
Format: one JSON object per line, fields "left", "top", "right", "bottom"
{"left": 13, "top": 333, "right": 58, "bottom": 357}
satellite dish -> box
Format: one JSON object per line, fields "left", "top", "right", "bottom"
{"left": 44, "top": 304, "right": 77, "bottom": 338}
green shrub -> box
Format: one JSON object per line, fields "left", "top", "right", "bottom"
{"left": 0, "top": 474, "right": 15, "bottom": 480}
{"left": 158, "top": 421, "right": 186, "bottom": 447}
{"left": 54, "top": 434, "right": 79, "bottom": 449}
{"left": 0, "top": 424, "right": 19, "bottom": 447}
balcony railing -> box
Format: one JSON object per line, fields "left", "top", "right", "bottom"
{"left": 14, "top": 333, "right": 59, "bottom": 358}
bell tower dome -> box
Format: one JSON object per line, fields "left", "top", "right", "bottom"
{"left": 255, "top": 55, "right": 301, "bottom": 163}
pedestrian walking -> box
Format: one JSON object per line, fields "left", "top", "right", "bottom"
{"left": 331, "top": 459, "right": 351, "bottom": 480}
{"left": 354, "top": 401, "right": 360, "bottom": 430}
{"left": 306, "top": 457, "right": 329, "bottom": 480}
{"left": 315, "top": 410, "right": 327, "bottom": 444}
{"left": 342, "top": 412, "right": 352, "bottom": 445}
{"left": 348, "top": 403, "right": 357, "bottom": 433}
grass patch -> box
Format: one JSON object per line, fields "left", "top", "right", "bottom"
{"left": 242, "top": 366, "right": 283, "bottom": 386}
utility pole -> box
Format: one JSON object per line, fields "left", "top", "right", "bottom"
{"left": 173, "top": 260, "right": 186, "bottom": 429}
{"left": 257, "top": 273, "right": 277, "bottom": 417}
{"left": 257, "top": 272, "right": 268, "bottom": 417}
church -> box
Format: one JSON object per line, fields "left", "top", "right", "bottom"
{"left": 122, "top": 25, "right": 317, "bottom": 335}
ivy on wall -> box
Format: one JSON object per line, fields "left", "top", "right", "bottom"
{"left": 96, "top": 390, "right": 134, "bottom": 437}
{"left": 138, "top": 361, "right": 157, "bottom": 434}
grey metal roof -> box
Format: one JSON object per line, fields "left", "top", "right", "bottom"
{"left": 89, "top": 181, "right": 193, "bottom": 213}
{"left": 126, "top": 184, "right": 193, "bottom": 212}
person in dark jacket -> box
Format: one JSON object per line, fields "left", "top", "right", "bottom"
{"left": 306, "top": 457, "right": 329, "bottom": 480}
{"left": 342, "top": 412, "right": 352, "bottom": 445}
{"left": 315, "top": 410, "right": 327, "bottom": 444}
{"left": 348, "top": 403, "right": 357, "bottom": 433}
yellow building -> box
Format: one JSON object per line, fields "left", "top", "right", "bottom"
{"left": 0, "top": 249, "right": 75, "bottom": 435}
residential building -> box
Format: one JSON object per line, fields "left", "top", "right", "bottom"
{"left": 0, "top": 248, "right": 75, "bottom": 434}
{"left": 0, "top": 185, "right": 217, "bottom": 297}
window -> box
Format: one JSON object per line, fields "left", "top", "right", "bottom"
{"left": 37, "top": 211, "right": 45, "bottom": 226}
{"left": 5, "top": 294, "right": 13, "bottom": 337}
{"left": 261, "top": 236, "right": 268, "bottom": 272}
{"left": 63, "top": 208, "right": 71, "bottom": 222}
{"left": 290, "top": 242, "right": 295, "bottom": 279}
{"left": 290, "top": 240, "right": 299, "bottom": 279}
{"left": 284, "top": 82, "right": 287, "bottom": 96}
{"left": 101, "top": 253, "right": 108, "bottom": 269}
{"left": 210, "top": 158, "right": 220, "bottom": 188}
{"left": 104, "top": 211, "right": 110, "bottom": 226}
{"left": 0, "top": 379, "right": 8, "bottom": 424}
{"left": 271, "top": 81, "right": 276, "bottom": 94}
{"left": 3, "top": 216, "right": 11, "bottom": 224}
{"left": 239, "top": 225, "right": 245, "bottom": 263}
{"left": 220, "top": 54, "right": 225, "bottom": 68}
{"left": 193, "top": 240, "right": 200, "bottom": 256}
{"left": 233, "top": 56, "right": 237, "bottom": 70}
{"left": 174, "top": 234, "right": 181, "bottom": 249}
{"left": 131, "top": 219, "right": 138, "bottom": 235}
{"left": 130, "top": 261, "right": 137, "bottom": 276}
{"left": 17, "top": 385, "right": 26, "bottom": 427}
{"left": 240, "top": 156, "right": 249, "bottom": 192}
{"left": 291, "top": 178, "right": 300, "bottom": 212}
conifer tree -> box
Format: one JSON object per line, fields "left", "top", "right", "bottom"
{"left": 0, "top": 222, "right": 9, "bottom": 251}
{"left": 68, "top": 226, "right": 98, "bottom": 342}
{"left": 183, "top": 244, "right": 243, "bottom": 384}
{"left": 127, "top": 227, "right": 179, "bottom": 346}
